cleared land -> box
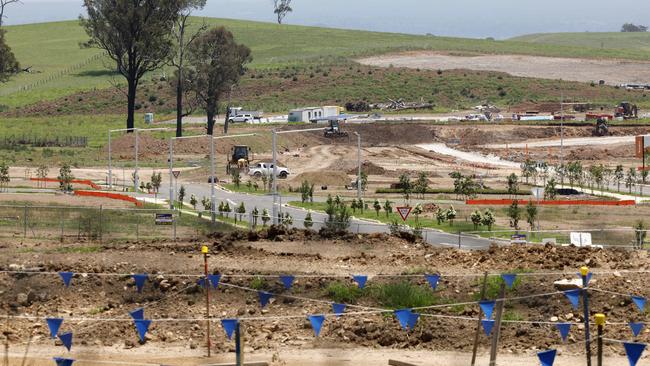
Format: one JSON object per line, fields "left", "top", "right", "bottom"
{"left": 358, "top": 51, "right": 650, "bottom": 85}
{"left": 511, "top": 31, "right": 650, "bottom": 52}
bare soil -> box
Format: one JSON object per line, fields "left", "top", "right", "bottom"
{"left": 358, "top": 51, "right": 650, "bottom": 85}
{"left": 1, "top": 231, "right": 649, "bottom": 364}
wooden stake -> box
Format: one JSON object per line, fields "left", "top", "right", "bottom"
{"left": 236, "top": 323, "right": 244, "bottom": 366}
{"left": 470, "top": 272, "right": 489, "bottom": 366}
{"left": 488, "top": 282, "right": 506, "bottom": 366}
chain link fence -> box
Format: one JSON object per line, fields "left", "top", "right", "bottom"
{"left": 0, "top": 205, "right": 219, "bottom": 242}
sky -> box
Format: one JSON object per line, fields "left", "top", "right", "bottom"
{"left": 5, "top": 0, "right": 650, "bottom": 39}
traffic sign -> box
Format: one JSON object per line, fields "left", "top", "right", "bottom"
{"left": 396, "top": 206, "right": 412, "bottom": 221}
{"left": 172, "top": 171, "right": 181, "bottom": 179}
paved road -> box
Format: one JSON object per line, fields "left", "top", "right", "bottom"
{"left": 142, "top": 182, "right": 491, "bottom": 250}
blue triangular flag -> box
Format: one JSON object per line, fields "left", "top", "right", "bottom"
{"left": 563, "top": 289, "right": 580, "bottom": 310}
{"left": 308, "top": 315, "right": 326, "bottom": 337}
{"left": 59, "top": 272, "right": 73, "bottom": 288}
{"left": 479, "top": 300, "right": 496, "bottom": 319}
{"left": 129, "top": 308, "right": 144, "bottom": 320}
{"left": 332, "top": 303, "right": 346, "bottom": 318}
{"left": 576, "top": 272, "right": 593, "bottom": 285}
{"left": 208, "top": 274, "right": 221, "bottom": 289}
{"left": 221, "top": 319, "right": 238, "bottom": 340}
{"left": 132, "top": 273, "right": 148, "bottom": 293}
{"left": 280, "top": 275, "right": 295, "bottom": 290}
{"left": 53, "top": 357, "right": 74, "bottom": 366}
{"left": 632, "top": 296, "right": 646, "bottom": 312}
{"left": 555, "top": 323, "right": 571, "bottom": 342}
{"left": 58, "top": 332, "right": 73, "bottom": 351}
{"left": 537, "top": 349, "right": 557, "bottom": 366}
{"left": 624, "top": 342, "right": 646, "bottom": 366}
{"left": 46, "top": 318, "right": 63, "bottom": 339}
{"left": 501, "top": 273, "right": 517, "bottom": 289}
{"left": 630, "top": 322, "right": 644, "bottom": 337}
{"left": 258, "top": 291, "right": 273, "bottom": 308}
{"left": 481, "top": 319, "right": 495, "bottom": 336}
{"left": 407, "top": 312, "right": 420, "bottom": 330}
{"left": 352, "top": 275, "right": 367, "bottom": 289}
{"left": 134, "top": 319, "right": 151, "bottom": 343}
{"left": 394, "top": 309, "right": 412, "bottom": 330}
{"left": 425, "top": 274, "right": 440, "bottom": 290}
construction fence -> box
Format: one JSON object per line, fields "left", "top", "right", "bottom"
{"left": 0, "top": 205, "right": 219, "bottom": 242}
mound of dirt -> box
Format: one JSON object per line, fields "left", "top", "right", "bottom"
{"left": 292, "top": 171, "right": 349, "bottom": 186}
{"left": 347, "top": 161, "right": 386, "bottom": 175}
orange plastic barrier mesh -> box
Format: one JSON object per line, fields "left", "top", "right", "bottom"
{"left": 74, "top": 190, "right": 143, "bottom": 207}
{"left": 31, "top": 178, "right": 101, "bottom": 190}
{"left": 466, "top": 199, "right": 635, "bottom": 206}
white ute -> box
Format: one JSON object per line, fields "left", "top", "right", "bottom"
{"left": 248, "top": 162, "right": 290, "bottom": 179}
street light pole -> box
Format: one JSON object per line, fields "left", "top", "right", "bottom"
{"left": 134, "top": 128, "right": 139, "bottom": 192}
{"left": 168, "top": 139, "right": 174, "bottom": 209}
{"left": 273, "top": 127, "right": 327, "bottom": 225}
{"left": 108, "top": 131, "right": 112, "bottom": 190}
{"left": 354, "top": 132, "right": 361, "bottom": 200}
{"left": 272, "top": 129, "right": 278, "bottom": 225}
{"left": 210, "top": 136, "right": 216, "bottom": 223}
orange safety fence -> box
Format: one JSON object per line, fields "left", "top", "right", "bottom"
{"left": 31, "top": 178, "right": 101, "bottom": 190}
{"left": 74, "top": 190, "right": 143, "bottom": 207}
{"left": 465, "top": 199, "right": 636, "bottom": 206}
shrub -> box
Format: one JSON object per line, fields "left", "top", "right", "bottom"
{"left": 372, "top": 282, "right": 437, "bottom": 309}
{"left": 326, "top": 282, "right": 363, "bottom": 304}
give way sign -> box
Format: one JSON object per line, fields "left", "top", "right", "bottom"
{"left": 396, "top": 206, "right": 412, "bottom": 221}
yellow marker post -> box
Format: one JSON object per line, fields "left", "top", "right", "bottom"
{"left": 580, "top": 266, "right": 592, "bottom": 366}
{"left": 202, "top": 245, "right": 211, "bottom": 357}
{"left": 595, "top": 314, "right": 606, "bottom": 366}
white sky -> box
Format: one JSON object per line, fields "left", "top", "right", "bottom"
{"left": 7, "top": 0, "right": 650, "bottom": 38}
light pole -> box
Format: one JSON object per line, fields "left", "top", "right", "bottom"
{"left": 272, "top": 127, "right": 327, "bottom": 224}
{"left": 169, "top": 133, "right": 256, "bottom": 221}
{"left": 108, "top": 127, "right": 173, "bottom": 191}
{"left": 353, "top": 132, "right": 362, "bottom": 200}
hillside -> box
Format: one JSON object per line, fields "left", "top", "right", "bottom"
{"left": 511, "top": 32, "right": 650, "bottom": 52}
{"left": 5, "top": 19, "right": 650, "bottom": 108}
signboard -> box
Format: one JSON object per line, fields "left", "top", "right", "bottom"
{"left": 172, "top": 171, "right": 181, "bottom": 179}
{"left": 570, "top": 232, "right": 592, "bottom": 247}
{"left": 511, "top": 234, "right": 527, "bottom": 244}
{"left": 155, "top": 213, "right": 174, "bottom": 226}
{"left": 636, "top": 135, "right": 650, "bottom": 158}
{"left": 396, "top": 207, "right": 412, "bottom": 221}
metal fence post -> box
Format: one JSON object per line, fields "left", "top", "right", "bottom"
{"left": 23, "top": 205, "right": 27, "bottom": 238}
{"left": 173, "top": 213, "right": 177, "bottom": 241}
{"left": 136, "top": 216, "right": 139, "bottom": 242}
{"left": 99, "top": 205, "right": 103, "bottom": 243}
{"left": 458, "top": 230, "right": 461, "bottom": 249}
{"left": 60, "top": 211, "right": 64, "bottom": 243}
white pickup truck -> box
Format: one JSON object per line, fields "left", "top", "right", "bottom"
{"left": 248, "top": 162, "right": 290, "bottom": 179}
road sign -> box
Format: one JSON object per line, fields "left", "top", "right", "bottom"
{"left": 172, "top": 171, "right": 181, "bottom": 179}
{"left": 155, "top": 213, "right": 174, "bottom": 226}
{"left": 396, "top": 207, "right": 412, "bottom": 221}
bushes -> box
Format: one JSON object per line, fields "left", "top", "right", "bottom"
{"left": 326, "top": 281, "right": 363, "bottom": 304}
{"left": 372, "top": 282, "right": 437, "bottom": 309}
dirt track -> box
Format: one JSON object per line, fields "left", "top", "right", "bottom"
{"left": 357, "top": 51, "right": 650, "bottom": 85}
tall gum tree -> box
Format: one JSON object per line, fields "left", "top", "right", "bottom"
{"left": 80, "top": 0, "right": 181, "bottom": 131}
